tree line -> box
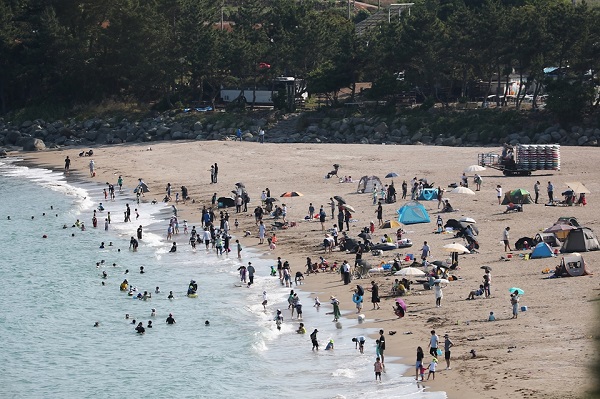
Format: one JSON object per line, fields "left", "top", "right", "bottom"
{"left": 0, "top": 0, "right": 598, "bottom": 123}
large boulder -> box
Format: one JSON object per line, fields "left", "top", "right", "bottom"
{"left": 22, "top": 138, "right": 46, "bottom": 151}
{"left": 6, "top": 130, "right": 21, "bottom": 145}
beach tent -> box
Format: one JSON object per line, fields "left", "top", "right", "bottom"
{"left": 555, "top": 254, "right": 591, "bottom": 277}
{"left": 530, "top": 242, "right": 554, "bottom": 258}
{"left": 534, "top": 233, "right": 561, "bottom": 247}
{"left": 555, "top": 216, "right": 580, "bottom": 228}
{"left": 217, "top": 197, "right": 235, "bottom": 208}
{"left": 356, "top": 176, "right": 383, "bottom": 194}
{"left": 419, "top": 188, "right": 438, "bottom": 201}
{"left": 501, "top": 188, "right": 533, "bottom": 205}
{"left": 514, "top": 236, "right": 534, "bottom": 250}
{"left": 561, "top": 227, "right": 600, "bottom": 253}
{"left": 397, "top": 201, "right": 430, "bottom": 225}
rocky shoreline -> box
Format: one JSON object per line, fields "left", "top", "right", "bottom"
{"left": 1, "top": 111, "right": 599, "bottom": 155}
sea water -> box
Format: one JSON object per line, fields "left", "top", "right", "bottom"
{"left": 0, "top": 158, "right": 446, "bottom": 399}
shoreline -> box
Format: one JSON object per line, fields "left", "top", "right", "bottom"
{"left": 12, "top": 141, "right": 599, "bottom": 399}
{"left": 10, "top": 150, "right": 450, "bottom": 398}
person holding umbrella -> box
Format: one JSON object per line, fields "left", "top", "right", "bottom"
{"left": 510, "top": 289, "right": 521, "bottom": 319}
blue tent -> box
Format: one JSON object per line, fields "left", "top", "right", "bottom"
{"left": 419, "top": 188, "right": 438, "bottom": 201}
{"left": 397, "top": 201, "right": 430, "bottom": 225}
{"left": 530, "top": 242, "right": 554, "bottom": 259}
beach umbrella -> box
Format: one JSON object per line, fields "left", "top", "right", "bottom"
{"left": 341, "top": 204, "right": 356, "bottom": 213}
{"left": 394, "top": 267, "right": 426, "bottom": 277}
{"left": 544, "top": 224, "right": 575, "bottom": 234}
{"left": 433, "top": 278, "right": 450, "bottom": 284}
{"left": 463, "top": 165, "right": 486, "bottom": 173}
{"left": 450, "top": 186, "right": 475, "bottom": 195}
{"left": 280, "top": 191, "right": 303, "bottom": 197}
{"left": 565, "top": 182, "right": 590, "bottom": 194}
{"left": 480, "top": 265, "right": 492, "bottom": 271}
{"left": 509, "top": 287, "right": 524, "bottom": 295}
{"left": 334, "top": 195, "right": 346, "bottom": 204}
{"left": 385, "top": 172, "right": 399, "bottom": 178}
{"left": 265, "top": 197, "right": 278, "bottom": 204}
{"left": 395, "top": 298, "right": 407, "bottom": 310}
{"left": 458, "top": 217, "right": 477, "bottom": 224}
{"left": 381, "top": 220, "right": 401, "bottom": 229}
{"left": 442, "top": 243, "right": 470, "bottom": 254}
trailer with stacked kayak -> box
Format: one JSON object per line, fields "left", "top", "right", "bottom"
{"left": 478, "top": 144, "right": 560, "bottom": 176}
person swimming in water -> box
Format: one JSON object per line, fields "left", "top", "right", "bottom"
{"left": 140, "top": 266, "right": 145, "bottom": 274}
{"left": 120, "top": 279, "right": 128, "bottom": 291}
{"left": 169, "top": 242, "right": 177, "bottom": 253}
{"left": 99, "top": 242, "right": 105, "bottom": 249}
{"left": 102, "top": 271, "right": 107, "bottom": 279}
{"left": 166, "top": 313, "right": 176, "bottom": 324}
{"left": 168, "top": 291, "right": 174, "bottom": 299}
{"left": 187, "top": 280, "right": 198, "bottom": 295}
{"left": 155, "top": 287, "right": 160, "bottom": 294}
{"left": 141, "top": 291, "right": 151, "bottom": 301}
{"left": 147, "top": 320, "right": 153, "bottom": 328}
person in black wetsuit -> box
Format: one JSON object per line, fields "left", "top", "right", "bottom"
{"left": 166, "top": 313, "right": 176, "bottom": 324}
{"left": 188, "top": 280, "right": 198, "bottom": 295}
{"left": 137, "top": 225, "right": 143, "bottom": 240}
{"left": 135, "top": 322, "right": 145, "bottom": 334}
{"left": 169, "top": 242, "right": 177, "bottom": 252}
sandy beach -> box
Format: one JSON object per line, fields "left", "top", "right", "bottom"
{"left": 19, "top": 141, "right": 600, "bottom": 399}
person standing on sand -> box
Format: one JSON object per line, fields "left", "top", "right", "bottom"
{"left": 64, "top": 156, "right": 70, "bottom": 173}
{"left": 434, "top": 282, "right": 443, "bottom": 307}
{"left": 330, "top": 198, "right": 336, "bottom": 219}
{"left": 496, "top": 184, "right": 502, "bottom": 205}
{"left": 443, "top": 333, "right": 454, "bottom": 370}
{"left": 547, "top": 181, "right": 554, "bottom": 204}
{"left": 402, "top": 180, "right": 408, "bottom": 199}
{"left": 319, "top": 206, "right": 326, "bottom": 231}
{"left": 534, "top": 181, "right": 540, "bottom": 204}
{"left": 213, "top": 163, "right": 218, "bottom": 183}
{"left": 258, "top": 221, "right": 266, "bottom": 244}
{"left": 344, "top": 208, "right": 351, "bottom": 231}
{"left": 421, "top": 241, "right": 430, "bottom": 265}
{"left": 337, "top": 208, "right": 344, "bottom": 233}
{"left": 89, "top": 159, "right": 95, "bottom": 177}
{"left": 376, "top": 202, "right": 383, "bottom": 226}
{"left": 503, "top": 227, "right": 511, "bottom": 251}
{"left": 370, "top": 281, "right": 381, "bottom": 310}
{"left": 210, "top": 165, "right": 215, "bottom": 184}
{"left": 308, "top": 203, "right": 315, "bottom": 220}
{"left": 428, "top": 330, "right": 439, "bottom": 357}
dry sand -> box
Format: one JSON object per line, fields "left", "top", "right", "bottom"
{"left": 20, "top": 141, "right": 600, "bottom": 399}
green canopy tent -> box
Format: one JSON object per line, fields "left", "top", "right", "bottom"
{"left": 501, "top": 188, "right": 533, "bottom": 205}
